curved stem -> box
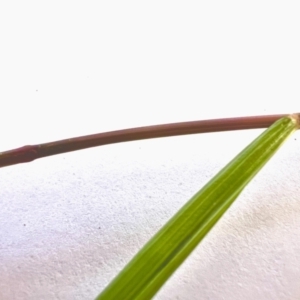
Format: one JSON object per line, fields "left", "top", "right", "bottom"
{"left": 0, "top": 114, "right": 287, "bottom": 168}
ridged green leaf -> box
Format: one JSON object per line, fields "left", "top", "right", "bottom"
{"left": 97, "top": 114, "right": 299, "bottom": 300}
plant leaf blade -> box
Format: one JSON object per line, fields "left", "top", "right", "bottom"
{"left": 97, "top": 114, "right": 299, "bottom": 300}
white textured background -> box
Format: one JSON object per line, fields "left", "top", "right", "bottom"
{"left": 1, "top": 1, "right": 300, "bottom": 299}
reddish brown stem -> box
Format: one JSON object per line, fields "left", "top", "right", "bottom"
{"left": 0, "top": 114, "right": 287, "bottom": 168}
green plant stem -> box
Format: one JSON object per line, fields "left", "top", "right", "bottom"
{"left": 96, "top": 114, "right": 299, "bottom": 300}
{"left": 0, "top": 114, "right": 287, "bottom": 168}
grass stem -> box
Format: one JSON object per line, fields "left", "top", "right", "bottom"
{"left": 0, "top": 114, "right": 287, "bottom": 168}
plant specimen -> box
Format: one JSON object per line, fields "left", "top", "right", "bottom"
{"left": 1, "top": 113, "right": 298, "bottom": 299}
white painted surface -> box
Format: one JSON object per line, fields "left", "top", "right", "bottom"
{"left": 1, "top": 1, "right": 300, "bottom": 299}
